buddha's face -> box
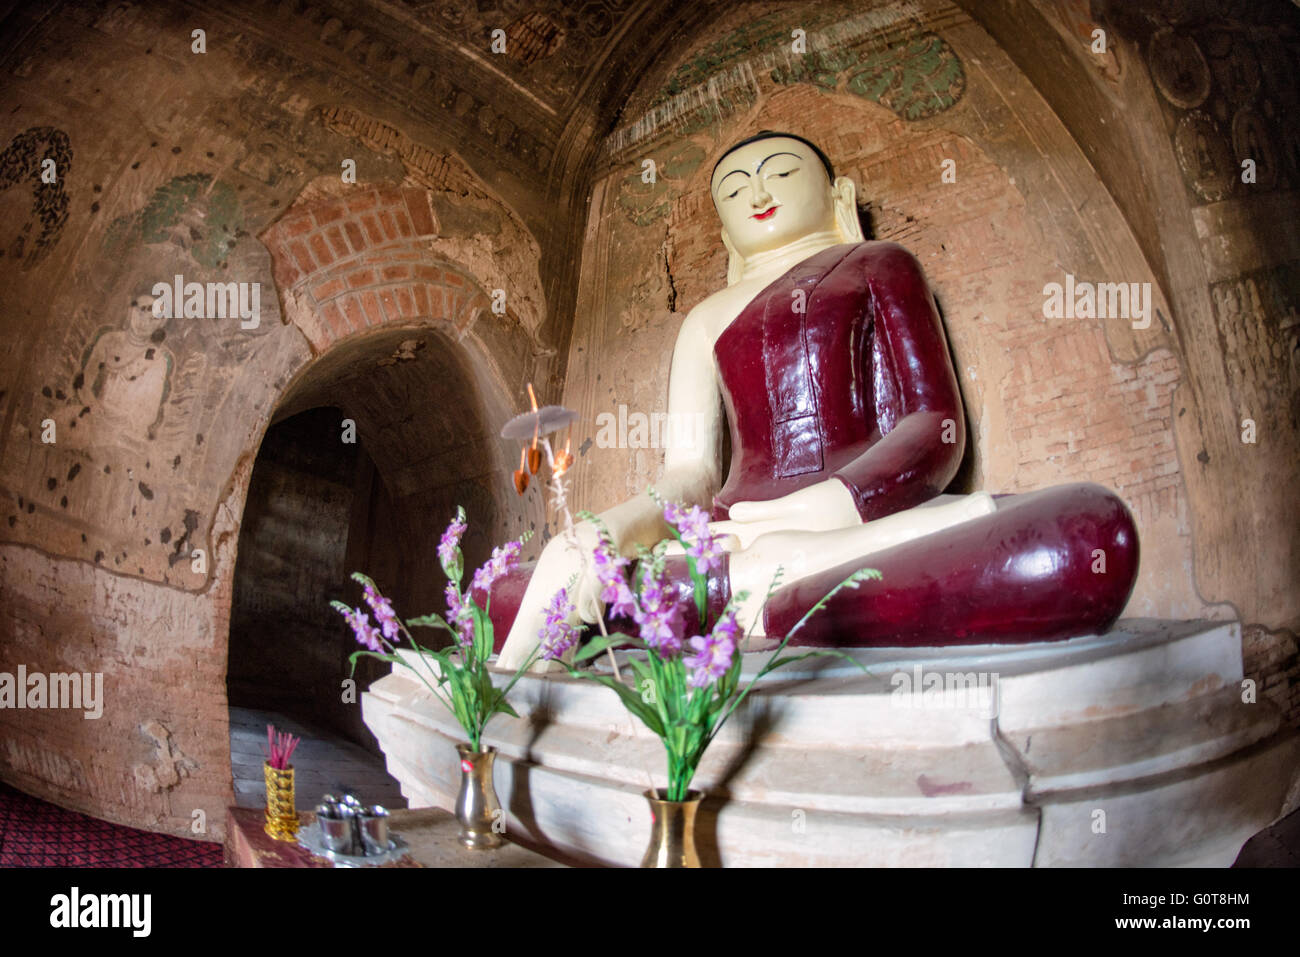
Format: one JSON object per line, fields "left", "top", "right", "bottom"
{"left": 711, "top": 136, "right": 838, "bottom": 259}
{"left": 128, "top": 294, "right": 165, "bottom": 341}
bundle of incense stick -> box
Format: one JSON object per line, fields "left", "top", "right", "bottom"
{"left": 264, "top": 724, "right": 301, "bottom": 769}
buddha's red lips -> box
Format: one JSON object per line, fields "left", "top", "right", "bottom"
{"left": 752, "top": 206, "right": 779, "bottom": 220}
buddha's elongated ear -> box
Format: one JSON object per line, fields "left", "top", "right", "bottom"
{"left": 832, "top": 176, "right": 864, "bottom": 243}
{"left": 722, "top": 228, "right": 744, "bottom": 286}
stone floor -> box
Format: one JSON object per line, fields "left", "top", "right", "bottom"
{"left": 229, "top": 707, "right": 407, "bottom": 813}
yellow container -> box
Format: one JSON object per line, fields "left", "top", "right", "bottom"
{"left": 263, "top": 763, "right": 300, "bottom": 842}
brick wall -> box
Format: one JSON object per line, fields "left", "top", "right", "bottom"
{"left": 260, "top": 187, "right": 493, "bottom": 351}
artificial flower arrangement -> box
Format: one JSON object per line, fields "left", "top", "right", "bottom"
{"left": 532, "top": 493, "right": 878, "bottom": 803}
{"left": 331, "top": 507, "right": 539, "bottom": 754}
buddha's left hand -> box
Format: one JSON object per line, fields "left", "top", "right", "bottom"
{"left": 727, "top": 478, "right": 862, "bottom": 531}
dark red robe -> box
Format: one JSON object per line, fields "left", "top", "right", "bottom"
{"left": 712, "top": 241, "right": 965, "bottom": 522}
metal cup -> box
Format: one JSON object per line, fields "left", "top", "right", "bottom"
{"left": 319, "top": 804, "right": 356, "bottom": 853}
{"left": 359, "top": 805, "right": 390, "bottom": 856}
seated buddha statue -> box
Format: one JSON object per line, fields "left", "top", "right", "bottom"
{"left": 491, "top": 131, "right": 1138, "bottom": 670}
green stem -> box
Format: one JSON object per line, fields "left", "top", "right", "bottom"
{"left": 706, "top": 571, "right": 871, "bottom": 749}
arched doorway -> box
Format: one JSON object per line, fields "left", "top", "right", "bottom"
{"left": 226, "top": 402, "right": 407, "bottom": 810}
{"left": 225, "top": 321, "right": 539, "bottom": 811}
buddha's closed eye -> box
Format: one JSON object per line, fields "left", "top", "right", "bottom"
{"left": 723, "top": 169, "right": 799, "bottom": 201}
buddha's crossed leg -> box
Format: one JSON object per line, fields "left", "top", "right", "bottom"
{"left": 757, "top": 483, "right": 1139, "bottom": 647}
{"left": 486, "top": 483, "right": 1137, "bottom": 659}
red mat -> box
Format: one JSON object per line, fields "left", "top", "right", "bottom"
{"left": 0, "top": 781, "right": 224, "bottom": 868}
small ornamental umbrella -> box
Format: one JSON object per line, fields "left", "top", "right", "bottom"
{"left": 502, "top": 384, "right": 578, "bottom": 493}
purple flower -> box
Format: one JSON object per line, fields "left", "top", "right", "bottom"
{"left": 592, "top": 540, "right": 637, "bottom": 619}
{"left": 664, "top": 501, "right": 724, "bottom": 575}
{"left": 539, "top": 588, "right": 580, "bottom": 661}
{"left": 362, "top": 583, "right": 401, "bottom": 642}
{"left": 632, "top": 564, "right": 684, "bottom": 657}
{"left": 684, "top": 611, "right": 740, "bottom": 688}
{"left": 470, "top": 538, "right": 525, "bottom": 596}
{"left": 438, "top": 511, "right": 468, "bottom": 581}
{"left": 445, "top": 582, "right": 474, "bottom": 649}
{"left": 338, "top": 604, "right": 384, "bottom": 652}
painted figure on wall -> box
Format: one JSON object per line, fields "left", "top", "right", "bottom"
{"left": 495, "top": 131, "right": 1140, "bottom": 667}
{"left": 76, "top": 294, "right": 174, "bottom": 452}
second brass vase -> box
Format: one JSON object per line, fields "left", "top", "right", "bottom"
{"left": 454, "top": 744, "right": 504, "bottom": 850}
{"left": 641, "top": 788, "right": 702, "bottom": 867}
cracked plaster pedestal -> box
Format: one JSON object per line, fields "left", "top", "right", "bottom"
{"left": 362, "top": 620, "right": 1300, "bottom": 867}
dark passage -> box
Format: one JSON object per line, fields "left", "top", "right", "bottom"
{"left": 226, "top": 406, "right": 401, "bottom": 753}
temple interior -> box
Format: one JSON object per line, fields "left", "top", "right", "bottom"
{"left": 0, "top": 0, "right": 1297, "bottom": 868}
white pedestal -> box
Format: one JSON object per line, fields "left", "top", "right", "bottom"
{"left": 362, "top": 620, "right": 1300, "bottom": 866}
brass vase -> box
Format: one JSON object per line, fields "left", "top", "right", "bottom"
{"left": 641, "top": 788, "right": 702, "bottom": 868}
{"left": 454, "top": 744, "right": 504, "bottom": 850}
{"left": 263, "top": 763, "right": 300, "bottom": 842}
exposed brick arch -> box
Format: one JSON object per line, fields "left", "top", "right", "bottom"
{"left": 260, "top": 186, "right": 497, "bottom": 353}
{"left": 215, "top": 187, "right": 548, "bottom": 812}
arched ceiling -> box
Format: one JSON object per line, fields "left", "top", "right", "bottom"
{"left": 273, "top": 323, "right": 513, "bottom": 502}
{"left": 0, "top": 0, "right": 722, "bottom": 360}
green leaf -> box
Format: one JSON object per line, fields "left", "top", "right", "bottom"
{"left": 346, "top": 649, "right": 399, "bottom": 677}
{"left": 760, "top": 648, "right": 873, "bottom": 674}
{"left": 407, "top": 612, "right": 453, "bottom": 632}
{"left": 452, "top": 695, "right": 471, "bottom": 738}
{"left": 446, "top": 665, "right": 471, "bottom": 704}
{"left": 574, "top": 633, "right": 634, "bottom": 663}
{"left": 572, "top": 671, "right": 666, "bottom": 737}
{"left": 414, "top": 645, "right": 452, "bottom": 667}
{"left": 626, "top": 655, "right": 668, "bottom": 713}
{"left": 476, "top": 660, "right": 496, "bottom": 720}
{"left": 446, "top": 665, "right": 475, "bottom": 733}
{"left": 494, "top": 646, "right": 547, "bottom": 697}
{"left": 473, "top": 609, "right": 493, "bottom": 664}
{"left": 625, "top": 654, "right": 655, "bottom": 690}
{"left": 692, "top": 572, "right": 707, "bottom": 627}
